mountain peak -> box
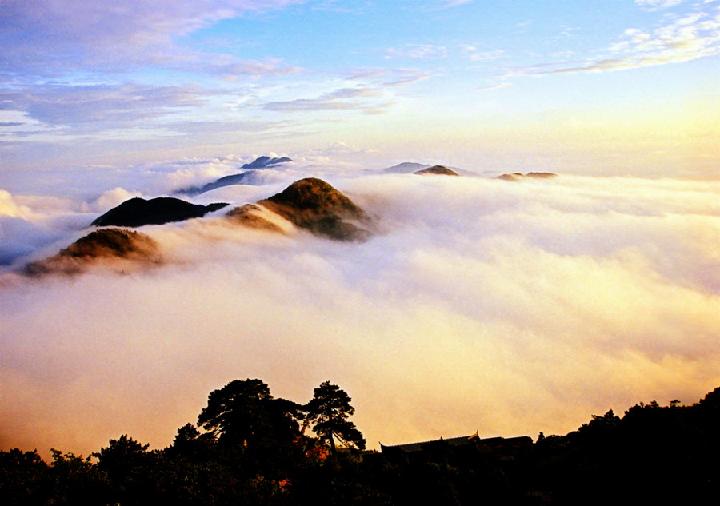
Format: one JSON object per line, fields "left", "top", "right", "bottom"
{"left": 92, "top": 196, "right": 228, "bottom": 227}
{"left": 24, "top": 228, "right": 161, "bottom": 276}
{"left": 227, "top": 177, "right": 371, "bottom": 241}
{"left": 383, "top": 162, "right": 430, "bottom": 174}
{"left": 498, "top": 172, "right": 558, "bottom": 181}
{"left": 415, "top": 165, "right": 459, "bottom": 176}
{"left": 241, "top": 156, "right": 292, "bottom": 170}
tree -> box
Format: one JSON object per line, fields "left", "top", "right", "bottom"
{"left": 94, "top": 435, "right": 149, "bottom": 478}
{"left": 197, "top": 378, "right": 302, "bottom": 454}
{"left": 305, "top": 381, "right": 366, "bottom": 452}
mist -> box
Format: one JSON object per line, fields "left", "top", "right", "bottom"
{"left": 1, "top": 171, "right": 719, "bottom": 456}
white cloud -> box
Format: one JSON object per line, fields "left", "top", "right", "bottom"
{"left": 0, "top": 1, "right": 304, "bottom": 76}
{"left": 1, "top": 173, "right": 719, "bottom": 455}
{"left": 385, "top": 44, "right": 449, "bottom": 60}
{"left": 636, "top": 0, "right": 684, "bottom": 9}
{"left": 460, "top": 45, "right": 505, "bottom": 62}
{"left": 263, "top": 86, "right": 391, "bottom": 113}
{"left": 528, "top": 6, "right": 720, "bottom": 74}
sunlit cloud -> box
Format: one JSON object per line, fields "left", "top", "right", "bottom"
{"left": 1, "top": 173, "right": 719, "bottom": 454}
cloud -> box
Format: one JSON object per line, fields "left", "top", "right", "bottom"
{"left": 636, "top": 0, "right": 684, "bottom": 9}
{"left": 539, "top": 6, "right": 720, "bottom": 74}
{"left": 385, "top": 44, "right": 449, "bottom": 60}
{"left": 0, "top": 84, "right": 206, "bottom": 127}
{"left": 0, "top": 0, "right": 304, "bottom": 76}
{"left": 0, "top": 188, "right": 97, "bottom": 265}
{"left": 263, "top": 87, "right": 390, "bottom": 113}
{"left": 0, "top": 173, "right": 719, "bottom": 456}
{"left": 347, "top": 68, "right": 432, "bottom": 87}
{"left": 460, "top": 46, "right": 505, "bottom": 62}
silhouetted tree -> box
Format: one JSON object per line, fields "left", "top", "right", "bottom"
{"left": 169, "top": 423, "right": 216, "bottom": 462}
{"left": 197, "top": 378, "right": 303, "bottom": 474}
{"left": 94, "top": 435, "right": 149, "bottom": 478}
{"left": 305, "top": 380, "right": 366, "bottom": 452}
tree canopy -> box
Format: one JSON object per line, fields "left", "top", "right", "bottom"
{"left": 305, "top": 380, "right": 366, "bottom": 451}
{"left": 196, "top": 378, "right": 303, "bottom": 469}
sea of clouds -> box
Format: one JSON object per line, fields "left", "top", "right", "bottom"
{"left": 1, "top": 160, "right": 719, "bottom": 456}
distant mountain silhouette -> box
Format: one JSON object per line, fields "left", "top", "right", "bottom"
{"left": 498, "top": 172, "right": 558, "bottom": 181}
{"left": 227, "top": 177, "right": 371, "bottom": 241}
{"left": 415, "top": 165, "right": 459, "bottom": 176}
{"left": 241, "top": 156, "right": 292, "bottom": 170}
{"left": 177, "top": 156, "right": 292, "bottom": 195}
{"left": 24, "top": 228, "right": 161, "bottom": 276}
{"left": 383, "top": 162, "right": 430, "bottom": 173}
{"left": 92, "top": 197, "right": 228, "bottom": 227}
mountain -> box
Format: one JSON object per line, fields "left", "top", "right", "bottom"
{"left": 227, "top": 177, "right": 371, "bottom": 241}
{"left": 92, "top": 197, "right": 228, "bottom": 227}
{"left": 177, "top": 156, "right": 292, "bottom": 195}
{"left": 241, "top": 156, "right": 292, "bottom": 170}
{"left": 383, "top": 162, "right": 430, "bottom": 173}
{"left": 24, "top": 228, "right": 161, "bottom": 276}
{"left": 415, "top": 165, "right": 459, "bottom": 176}
{"left": 498, "top": 172, "right": 558, "bottom": 181}
{"left": 225, "top": 204, "right": 285, "bottom": 233}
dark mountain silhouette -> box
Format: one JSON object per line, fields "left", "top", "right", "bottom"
{"left": 177, "top": 156, "right": 292, "bottom": 195}
{"left": 241, "top": 156, "right": 292, "bottom": 170}
{"left": 24, "top": 228, "right": 161, "bottom": 276}
{"left": 383, "top": 162, "right": 430, "bottom": 173}
{"left": 415, "top": 165, "right": 459, "bottom": 176}
{"left": 251, "top": 177, "right": 370, "bottom": 241}
{"left": 498, "top": 172, "right": 558, "bottom": 181}
{"left": 92, "top": 197, "right": 228, "bottom": 227}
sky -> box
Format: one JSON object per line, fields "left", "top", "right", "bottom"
{"left": 1, "top": 0, "right": 719, "bottom": 179}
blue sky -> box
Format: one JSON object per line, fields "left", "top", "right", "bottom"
{"left": 1, "top": 0, "right": 718, "bottom": 177}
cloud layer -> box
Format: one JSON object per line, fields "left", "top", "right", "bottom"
{"left": 1, "top": 172, "right": 719, "bottom": 456}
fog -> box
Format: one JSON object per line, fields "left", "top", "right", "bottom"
{"left": 1, "top": 170, "right": 719, "bottom": 456}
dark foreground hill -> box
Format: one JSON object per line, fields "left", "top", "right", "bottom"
{"left": 2, "top": 381, "right": 719, "bottom": 506}
{"left": 24, "top": 228, "right": 161, "bottom": 276}
{"left": 227, "top": 177, "right": 371, "bottom": 241}
{"left": 92, "top": 197, "right": 228, "bottom": 227}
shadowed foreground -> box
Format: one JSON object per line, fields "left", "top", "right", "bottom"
{"left": 2, "top": 380, "right": 719, "bottom": 505}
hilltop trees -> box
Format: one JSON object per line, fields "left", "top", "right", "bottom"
{"left": 305, "top": 381, "right": 366, "bottom": 452}
{"left": 3, "top": 381, "right": 720, "bottom": 505}
{"left": 196, "top": 378, "right": 305, "bottom": 473}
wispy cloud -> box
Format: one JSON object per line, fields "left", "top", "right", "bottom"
{"left": 522, "top": 6, "right": 720, "bottom": 75}
{"left": 460, "top": 45, "right": 505, "bottom": 62}
{"left": 0, "top": 0, "right": 303, "bottom": 76}
{"left": 263, "top": 87, "right": 390, "bottom": 113}
{"left": 385, "top": 44, "right": 449, "bottom": 60}
{"left": 346, "top": 68, "right": 431, "bottom": 87}
{"left": 0, "top": 84, "right": 206, "bottom": 127}
{"left": 443, "top": 0, "right": 473, "bottom": 7}
{"left": 636, "top": 0, "right": 684, "bottom": 10}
